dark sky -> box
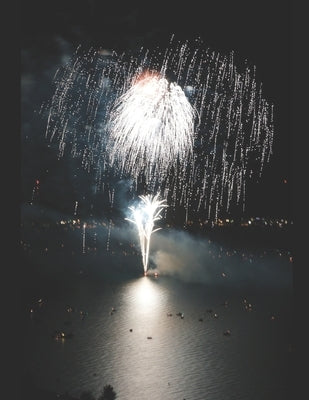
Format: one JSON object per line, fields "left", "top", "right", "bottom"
{"left": 21, "top": 0, "right": 292, "bottom": 220}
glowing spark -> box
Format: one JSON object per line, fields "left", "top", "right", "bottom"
{"left": 126, "top": 194, "right": 168, "bottom": 274}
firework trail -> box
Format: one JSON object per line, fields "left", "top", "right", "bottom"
{"left": 106, "top": 219, "right": 112, "bottom": 252}
{"left": 82, "top": 222, "right": 86, "bottom": 254}
{"left": 126, "top": 194, "right": 168, "bottom": 274}
{"left": 106, "top": 188, "right": 115, "bottom": 251}
{"left": 31, "top": 179, "right": 40, "bottom": 204}
{"left": 93, "top": 231, "right": 97, "bottom": 252}
{"left": 74, "top": 201, "right": 78, "bottom": 217}
{"left": 43, "top": 36, "right": 274, "bottom": 220}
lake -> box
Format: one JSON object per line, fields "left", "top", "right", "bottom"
{"left": 21, "top": 259, "right": 293, "bottom": 400}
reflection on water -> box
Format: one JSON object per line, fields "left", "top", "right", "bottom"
{"left": 127, "top": 276, "right": 166, "bottom": 311}
{"left": 23, "top": 274, "right": 292, "bottom": 400}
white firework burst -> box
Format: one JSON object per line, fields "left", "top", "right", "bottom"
{"left": 107, "top": 71, "right": 195, "bottom": 182}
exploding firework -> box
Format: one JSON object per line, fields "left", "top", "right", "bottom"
{"left": 43, "top": 36, "right": 274, "bottom": 221}
{"left": 126, "top": 194, "right": 168, "bottom": 274}
{"left": 107, "top": 70, "right": 195, "bottom": 184}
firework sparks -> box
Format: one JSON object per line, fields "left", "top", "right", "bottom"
{"left": 43, "top": 36, "right": 274, "bottom": 220}
{"left": 82, "top": 222, "right": 86, "bottom": 254}
{"left": 126, "top": 194, "right": 168, "bottom": 274}
{"left": 30, "top": 179, "right": 40, "bottom": 204}
{"left": 106, "top": 188, "right": 115, "bottom": 251}
{"left": 74, "top": 201, "right": 78, "bottom": 216}
{"left": 107, "top": 71, "right": 195, "bottom": 183}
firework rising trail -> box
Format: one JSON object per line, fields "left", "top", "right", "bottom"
{"left": 126, "top": 194, "right": 168, "bottom": 274}
{"left": 43, "top": 36, "right": 274, "bottom": 220}
{"left": 82, "top": 222, "right": 86, "bottom": 254}
{"left": 74, "top": 201, "right": 78, "bottom": 216}
{"left": 31, "top": 179, "right": 40, "bottom": 204}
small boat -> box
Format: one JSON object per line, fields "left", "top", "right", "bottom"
{"left": 53, "top": 331, "right": 74, "bottom": 340}
{"left": 223, "top": 329, "right": 231, "bottom": 336}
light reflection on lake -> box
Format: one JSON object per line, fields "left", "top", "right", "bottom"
{"left": 23, "top": 272, "right": 292, "bottom": 400}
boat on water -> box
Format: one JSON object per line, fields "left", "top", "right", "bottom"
{"left": 53, "top": 331, "right": 74, "bottom": 340}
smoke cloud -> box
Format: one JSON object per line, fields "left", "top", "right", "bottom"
{"left": 20, "top": 201, "right": 293, "bottom": 290}
{"left": 149, "top": 229, "right": 292, "bottom": 288}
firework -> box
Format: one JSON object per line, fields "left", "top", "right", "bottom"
{"left": 107, "top": 71, "right": 195, "bottom": 184}
{"left": 106, "top": 188, "right": 115, "bottom": 251}
{"left": 44, "top": 36, "right": 274, "bottom": 220}
{"left": 126, "top": 194, "right": 168, "bottom": 274}
{"left": 74, "top": 201, "right": 78, "bottom": 216}
{"left": 82, "top": 223, "right": 86, "bottom": 254}
{"left": 30, "top": 179, "right": 40, "bottom": 204}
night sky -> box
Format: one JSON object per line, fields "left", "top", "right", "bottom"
{"left": 21, "top": 0, "right": 292, "bottom": 220}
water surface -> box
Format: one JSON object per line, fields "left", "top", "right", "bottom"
{"left": 22, "top": 271, "right": 293, "bottom": 400}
